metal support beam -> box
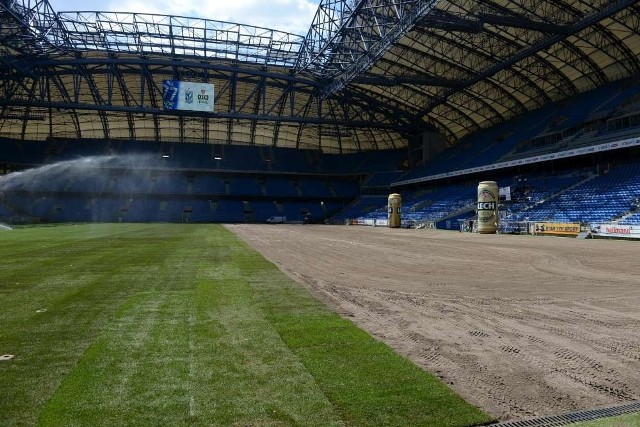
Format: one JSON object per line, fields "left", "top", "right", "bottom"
{"left": 418, "top": 0, "right": 638, "bottom": 117}
{"left": 0, "top": 94, "right": 410, "bottom": 131}
{"left": 415, "top": 10, "right": 483, "bottom": 33}
{"left": 29, "top": 56, "right": 321, "bottom": 88}
{"left": 352, "top": 74, "right": 462, "bottom": 88}
{"left": 56, "top": 11, "right": 304, "bottom": 68}
{"left": 0, "top": 0, "right": 70, "bottom": 55}
{"left": 317, "top": 0, "right": 440, "bottom": 98}
{"left": 477, "top": 13, "right": 572, "bottom": 35}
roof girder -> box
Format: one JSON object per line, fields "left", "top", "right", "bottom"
{"left": 373, "top": 31, "right": 535, "bottom": 125}
{"left": 0, "top": 0, "right": 69, "bottom": 56}
{"left": 296, "top": 0, "right": 440, "bottom": 97}
{"left": 417, "top": 0, "right": 637, "bottom": 118}
{"left": 320, "top": 0, "right": 441, "bottom": 98}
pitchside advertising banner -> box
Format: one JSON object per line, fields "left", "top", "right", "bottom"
{"left": 163, "top": 80, "right": 215, "bottom": 112}
{"left": 533, "top": 222, "right": 581, "bottom": 236}
{"left": 590, "top": 223, "right": 640, "bottom": 239}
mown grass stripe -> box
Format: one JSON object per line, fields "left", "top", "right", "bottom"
{"left": 38, "top": 290, "right": 194, "bottom": 426}
{"left": 235, "top": 241, "right": 491, "bottom": 427}
{"left": 0, "top": 224, "right": 193, "bottom": 426}
{"left": 187, "top": 231, "right": 343, "bottom": 426}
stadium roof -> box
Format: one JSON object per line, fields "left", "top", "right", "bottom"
{"left": 1, "top": 0, "right": 639, "bottom": 153}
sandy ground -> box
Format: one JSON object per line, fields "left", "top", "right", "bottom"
{"left": 227, "top": 224, "right": 640, "bottom": 422}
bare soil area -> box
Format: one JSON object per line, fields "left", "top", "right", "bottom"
{"left": 227, "top": 224, "right": 640, "bottom": 421}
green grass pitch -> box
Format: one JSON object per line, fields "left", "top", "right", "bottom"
{"left": 569, "top": 413, "right": 640, "bottom": 427}
{"left": 0, "top": 223, "right": 491, "bottom": 426}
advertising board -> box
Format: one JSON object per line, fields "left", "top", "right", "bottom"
{"left": 163, "top": 80, "right": 215, "bottom": 112}
{"left": 533, "top": 222, "right": 581, "bottom": 236}
{"left": 590, "top": 223, "right": 640, "bottom": 239}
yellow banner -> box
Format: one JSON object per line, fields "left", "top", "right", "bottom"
{"left": 533, "top": 222, "right": 581, "bottom": 236}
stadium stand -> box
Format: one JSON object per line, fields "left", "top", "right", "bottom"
{"left": 0, "top": 137, "right": 376, "bottom": 223}
{"left": 362, "top": 171, "right": 405, "bottom": 189}
{"left": 620, "top": 212, "right": 640, "bottom": 225}
{"left": 518, "top": 162, "right": 640, "bottom": 224}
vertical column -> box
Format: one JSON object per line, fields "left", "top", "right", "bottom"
{"left": 477, "top": 181, "right": 498, "bottom": 234}
{"left": 388, "top": 193, "right": 402, "bottom": 228}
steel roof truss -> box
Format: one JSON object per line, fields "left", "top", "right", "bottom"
{"left": 320, "top": 0, "right": 440, "bottom": 98}
{"left": 478, "top": 13, "right": 572, "bottom": 35}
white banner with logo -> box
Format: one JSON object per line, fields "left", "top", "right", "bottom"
{"left": 499, "top": 186, "right": 511, "bottom": 201}
{"left": 590, "top": 223, "right": 640, "bottom": 239}
{"left": 163, "top": 80, "right": 215, "bottom": 112}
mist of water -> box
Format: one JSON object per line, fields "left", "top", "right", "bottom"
{"left": 0, "top": 154, "right": 167, "bottom": 223}
{"left": 0, "top": 223, "right": 12, "bottom": 230}
{"left": 0, "top": 154, "right": 162, "bottom": 193}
